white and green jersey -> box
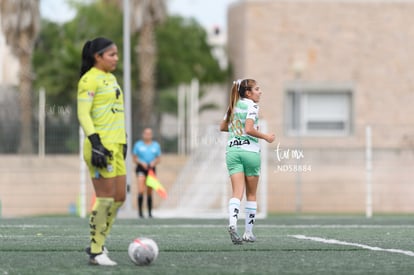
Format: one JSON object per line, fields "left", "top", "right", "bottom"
{"left": 224, "top": 98, "right": 260, "bottom": 153}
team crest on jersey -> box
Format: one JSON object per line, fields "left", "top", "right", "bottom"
{"left": 87, "top": 91, "right": 95, "bottom": 97}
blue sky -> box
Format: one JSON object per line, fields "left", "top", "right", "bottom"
{"left": 40, "top": 0, "right": 239, "bottom": 30}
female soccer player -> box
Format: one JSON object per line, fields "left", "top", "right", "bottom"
{"left": 132, "top": 128, "right": 161, "bottom": 218}
{"left": 77, "top": 37, "right": 126, "bottom": 265}
{"left": 220, "top": 79, "right": 275, "bottom": 244}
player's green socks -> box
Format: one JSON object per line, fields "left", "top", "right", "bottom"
{"left": 89, "top": 197, "right": 114, "bottom": 254}
{"left": 228, "top": 198, "right": 241, "bottom": 228}
{"left": 102, "top": 201, "right": 123, "bottom": 237}
{"left": 245, "top": 201, "right": 257, "bottom": 233}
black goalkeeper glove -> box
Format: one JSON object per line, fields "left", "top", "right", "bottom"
{"left": 88, "top": 133, "right": 112, "bottom": 169}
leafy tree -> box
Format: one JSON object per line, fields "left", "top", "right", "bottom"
{"left": 1, "top": 0, "right": 40, "bottom": 154}
{"left": 156, "top": 16, "right": 226, "bottom": 88}
{"left": 33, "top": 0, "right": 124, "bottom": 105}
{"left": 33, "top": 0, "right": 227, "bottom": 152}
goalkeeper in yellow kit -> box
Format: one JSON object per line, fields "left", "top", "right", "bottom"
{"left": 77, "top": 37, "right": 126, "bottom": 266}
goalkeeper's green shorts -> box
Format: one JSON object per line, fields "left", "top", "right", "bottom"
{"left": 225, "top": 149, "right": 261, "bottom": 177}
{"left": 83, "top": 140, "right": 126, "bottom": 179}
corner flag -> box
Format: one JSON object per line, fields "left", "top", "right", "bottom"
{"left": 146, "top": 169, "right": 168, "bottom": 199}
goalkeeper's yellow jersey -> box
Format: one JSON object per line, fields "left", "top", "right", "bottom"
{"left": 77, "top": 67, "right": 126, "bottom": 144}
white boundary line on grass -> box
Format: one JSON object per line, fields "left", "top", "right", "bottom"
{"left": 261, "top": 224, "right": 414, "bottom": 229}
{"left": 290, "top": 234, "right": 414, "bottom": 257}
{"left": 119, "top": 224, "right": 414, "bottom": 229}
{"left": 3, "top": 224, "right": 414, "bottom": 229}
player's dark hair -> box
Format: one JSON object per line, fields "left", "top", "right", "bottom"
{"left": 80, "top": 37, "right": 114, "bottom": 77}
{"left": 225, "top": 79, "right": 256, "bottom": 124}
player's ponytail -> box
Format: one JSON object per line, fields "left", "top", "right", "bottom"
{"left": 225, "top": 79, "right": 256, "bottom": 123}
{"left": 79, "top": 37, "right": 114, "bottom": 77}
{"left": 225, "top": 81, "right": 240, "bottom": 124}
{"left": 80, "top": 40, "right": 93, "bottom": 77}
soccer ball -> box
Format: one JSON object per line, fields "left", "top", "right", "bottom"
{"left": 128, "top": 237, "right": 159, "bottom": 266}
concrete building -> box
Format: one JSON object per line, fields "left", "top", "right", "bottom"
{"left": 228, "top": 0, "right": 414, "bottom": 213}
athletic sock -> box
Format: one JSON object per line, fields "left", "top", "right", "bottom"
{"left": 102, "top": 201, "right": 123, "bottom": 237}
{"left": 245, "top": 201, "right": 257, "bottom": 233}
{"left": 89, "top": 197, "right": 114, "bottom": 254}
{"left": 138, "top": 194, "right": 144, "bottom": 217}
{"left": 228, "top": 198, "right": 241, "bottom": 228}
{"left": 147, "top": 195, "right": 153, "bottom": 217}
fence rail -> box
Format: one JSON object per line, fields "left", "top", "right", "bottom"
{"left": 1, "top": 123, "right": 414, "bottom": 217}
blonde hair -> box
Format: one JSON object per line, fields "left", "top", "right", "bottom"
{"left": 224, "top": 79, "right": 257, "bottom": 124}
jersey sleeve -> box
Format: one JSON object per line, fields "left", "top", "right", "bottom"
{"left": 246, "top": 101, "right": 259, "bottom": 121}
{"left": 133, "top": 141, "right": 145, "bottom": 160}
{"left": 156, "top": 142, "right": 161, "bottom": 156}
{"left": 77, "top": 75, "right": 97, "bottom": 137}
{"left": 132, "top": 141, "right": 139, "bottom": 156}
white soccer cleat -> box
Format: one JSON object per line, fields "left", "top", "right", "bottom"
{"left": 242, "top": 232, "right": 257, "bottom": 242}
{"left": 228, "top": 226, "right": 243, "bottom": 245}
{"left": 89, "top": 253, "right": 117, "bottom": 266}
{"left": 102, "top": 246, "right": 109, "bottom": 255}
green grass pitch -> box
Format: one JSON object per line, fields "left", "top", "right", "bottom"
{"left": 1, "top": 215, "right": 414, "bottom": 274}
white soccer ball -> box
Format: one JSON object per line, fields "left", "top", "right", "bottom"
{"left": 128, "top": 237, "right": 159, "bottom": 266}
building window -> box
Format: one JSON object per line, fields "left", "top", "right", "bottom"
{"left": 285, "top": 83, "right": 353, "bottom": 136}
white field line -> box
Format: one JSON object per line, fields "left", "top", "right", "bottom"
{"left": 261, "top": 224, "right": 414, "bottom": 229}
{"left": 2, "top": 224, "right": 414, "bottom": 229}
{"left": 0, "top": 235, "right": 82, "bottom": 238}
{"left": 0, "top": 225, "right": 52, "bottom": 228}
{"left": 118, "top": 224, "right": 414, "bottom": 229}
{"left": 290, "top": 234, "right": 414, "bottom": 257}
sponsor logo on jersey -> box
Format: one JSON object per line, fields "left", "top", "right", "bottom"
{"left": 229, "top": 137, "right": 251, "bottom": 147}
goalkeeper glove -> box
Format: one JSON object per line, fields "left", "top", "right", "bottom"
{"left": 88, "top": 133, "right": 112, "bottom": 169}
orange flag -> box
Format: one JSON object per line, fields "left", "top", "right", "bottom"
{"left": 146, "top": 169, "right": 168, "bottom": 199}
